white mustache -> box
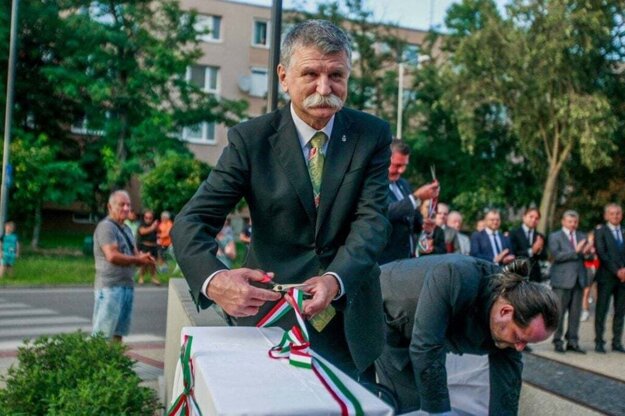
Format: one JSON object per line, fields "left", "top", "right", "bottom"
{"left": 303, "top": 93, "right": 344, "bottom": 110}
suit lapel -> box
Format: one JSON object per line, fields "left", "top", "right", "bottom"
{"left": 269, "top": 107, "right": 317, "bottom": 226}
{"left": 316, "top": 110, "right": 356, "bottom": 234}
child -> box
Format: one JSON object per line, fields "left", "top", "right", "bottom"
{"left": 1, "top": 221, "right": 19, "bottom": 277}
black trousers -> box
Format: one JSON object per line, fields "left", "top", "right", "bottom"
{"left": 594, "top": 277, "right": 625, "bottom": 347}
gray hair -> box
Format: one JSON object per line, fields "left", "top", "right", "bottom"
{"left": 562, "top": 209, "right": 579, "bottom": 219}
{"left": 280, "top": 20, "right": 352, "bottom": 69}
{"left": 604, "top": 203, "right": 622, "bottom": 214}
{"left": 108, "top": 190, "right": 129, "bottom": 205}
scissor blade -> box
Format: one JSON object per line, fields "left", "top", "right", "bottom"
{"left": 272, "top": 283, "right": 309, "bottom": 292}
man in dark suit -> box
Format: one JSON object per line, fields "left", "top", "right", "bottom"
{"left": 375, "top": 255, "right": 559, "bottom": 415}
{"left": 470, "top": 209, "right": 515, "bottom": 265}
{"left": 509, "top": 208, "right": 547, "bottom": 282}
{"left": 435, "top": 203, "right": 460, "bottom": 253}
{"left": 548, "top": 210, "right": 592, "bottom": 353}
{"left": 378, "top": 139, "right": 438, "bottom": 265}
{"left": 171, "top": 20, "right": 391, "bottom": 380}
{"left": 594, "top": 203, "right": 625, "bottom": 353}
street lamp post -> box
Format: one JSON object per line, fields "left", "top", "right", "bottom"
{"left": 1, "top": 0, "right": 20, "bottom": 235}
{"left": 396, "top": 62, "right": 404, "bottom": 140}
{"left": 266, "top": 0, "right": 282, "bottom": 113}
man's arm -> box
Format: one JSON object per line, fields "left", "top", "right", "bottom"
{"left": 171, "top": 128, "right": 281, "bottom": 314}
{"left": 101, "top": 243, "right": 153, "bottom": 267}
{"left": 488, "top": 349, "right": 523, "bottom": 416}
{"left": 409, "top": 263, "right": 464, "bottom": 414}
{"left": 548, "top": 232, "right": 583, "bottom": 263}
{"left": 470, "top": 233, "right": 492, "bottom": 262}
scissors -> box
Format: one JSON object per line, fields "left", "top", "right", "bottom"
{"left": 260, "top": 274, "right": 310, "bottom": 293}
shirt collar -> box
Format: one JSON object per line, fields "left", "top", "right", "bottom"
{"left": 562, "top": 227, "right": 575, "bottom": 235}
{"left": 522, "top": 224, "right": 533, "bottom": 234}
{"left": 290, "top": 103, "right": 334, "bottom": 150}
{"left": 486, "top": 228, "right": 498, "bottom": 236}
{"left": 608, "top": 223, "right": 621, "bottom": 232}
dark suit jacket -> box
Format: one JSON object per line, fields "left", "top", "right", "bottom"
{"left": 509, "top": 227, "right": 547, "bottom": 282}
{"left": 470, "top": 229, "right": 512, "bottom": 264}
{"left": 548, "top": 229, "right": 588, "bottom": 289}
{"left": 171, "top": 105, "right": 392, "bottom": 371}
{"left": 378, "top": 178, "right": 423, "bottom": 265}
{"left": 378, "top": 255, "right": 522, "bottom": 415}
{"left": 595, "top": 224, "right": 625, "bottom": 284}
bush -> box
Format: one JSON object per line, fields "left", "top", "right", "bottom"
{"left": 0, "top": 332, "right": 159, "bottom": 415}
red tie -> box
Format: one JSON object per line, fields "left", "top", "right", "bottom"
{"left": 569, "top": 231, "right": 576, "bottom": 249}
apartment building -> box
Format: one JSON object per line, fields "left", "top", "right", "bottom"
{"left": 179, "top": 0, "right": 429, "bottom": 166}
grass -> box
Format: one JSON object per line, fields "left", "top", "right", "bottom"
{"left": 0, "top": 233, "right": 249, "bottom": 287}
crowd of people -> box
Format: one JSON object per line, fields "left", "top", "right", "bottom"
{"left": 89, "top": 19, "right": 624, "bottom": 415}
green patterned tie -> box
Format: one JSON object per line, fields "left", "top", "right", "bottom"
{"left": 308, "top": 131, "right": 327, "bottom": 208}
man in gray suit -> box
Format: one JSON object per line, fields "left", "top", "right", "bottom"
{"left": 375, "top": 255, "right": 559, "bottom": 415}
{"left": 548, "top": 210, "right": 592, "bottom": 353}
{"left": 171, "top": 20, "right": 391, "bottom": 380}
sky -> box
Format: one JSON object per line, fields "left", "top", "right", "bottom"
{"left": 232, "top": 0, "right": 509, "bottom": 31}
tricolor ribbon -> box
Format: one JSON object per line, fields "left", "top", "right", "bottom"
{"left": 167, "top": 335, "right": 203, "bottom": 416}
{"left": 257, "top": 289, "right": 364, "bottom": 416}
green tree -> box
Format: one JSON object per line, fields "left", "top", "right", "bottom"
{"left": 1, "top": 0, "right": 248, "bottom": 219}
{"left": 441, "top": 0, "right": 622, "bottom": 232}
{"left": 140, "top": 152, "right": 211, "bottom": 215}
{"left": 9, "top": 132, "right": 87, "bottom": 248}
{"left": 42, "top": 1, "right": 246, "bottom": 192}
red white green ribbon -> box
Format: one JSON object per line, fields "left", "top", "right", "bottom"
{"left": 257, "top": 289, "right": 364, "bottom": 416}
{"left": 167, "top": 335, "right": 203, "bottom": 416}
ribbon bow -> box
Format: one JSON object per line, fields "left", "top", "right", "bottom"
{"left": 257, "top": 289, "right": 364, "bottom": 416}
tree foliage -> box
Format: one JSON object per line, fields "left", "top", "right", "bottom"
{"left": 140, "top": 152, "right": 211, "bottom": 215}
{"left": 1, "top": 0, "right": 248, "bottom": 231}
{"left": 440, "top": 0, "right": 624, "bottom": 231}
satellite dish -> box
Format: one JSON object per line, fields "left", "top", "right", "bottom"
{"left": 238, "top": 76, "right": 251, "bottom": 92}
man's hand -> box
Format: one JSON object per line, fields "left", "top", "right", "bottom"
{"left": 422, "top": 218, "right": 436, "bottom": 234}
{"left": 531, "top": 235, "right": 544, "bottom": 253}
{"left": 575, "top": 239, "right": 587, "bottom": 253}
{"left": 413, "top": 181, "right": 439, "bottom": 201}
{"left": 207, "top": 268, "right": 281, "bottom": 317}
{"left": 135, "top": 251, "right": 155, "bottom": 266}
{"left": 300, "top": 274, "right": 339, "bottom": 318}
{"left": 495, "top": 249, "right": 515, "bottom": 265}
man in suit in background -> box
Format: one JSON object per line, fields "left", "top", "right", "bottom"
{"left": 375, "top": 255, "right": 559, "bottom": 415}
{"left": 549, "top": 210, "right": 592, "bottom": 353}
{"left": 435, "top": 202, "right": 460, "bottom": 253}
{"left": 509, "top": 208, "right": 547, "bottom": 283}
{"left": 447, "top": 210, "right": 471, "bottom": 255}
{"left": 171, "top": 20, "right": 392, "bottom": 380}
{"left": 594, "top": 203, "right": 625, "bottom": 353}
{"left": 378, "top": 139, "right": 438, "bottom": 265}
{"left": 470, "top": 209, "right": 515, "bottom": 265}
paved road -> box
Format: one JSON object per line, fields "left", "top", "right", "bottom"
{"left": 0, "top": 286, "right": 168, "bottom": 351}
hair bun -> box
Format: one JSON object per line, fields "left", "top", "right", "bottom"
{"left": 503, "top": 258, "right": 530, "bottom": 280}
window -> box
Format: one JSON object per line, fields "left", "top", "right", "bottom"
{"left": 195, "top": 14, "right": 222, "bottom": 42}
{"left": 402, "top": 43, "right": 420, "bottom": 64}
{"left": 249, "top": 67, "right": 268, "bottom": 98}
{"left": 182, "top": 122, "right": 216, "bottom": 144}
{"left": 253, "top": 20, "right": 269, "bottom": 47}
{"left": 188, "top": 65, "right": 219, "bottom": 93}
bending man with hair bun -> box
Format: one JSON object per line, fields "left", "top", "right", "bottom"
{"left": 376, "top": 254, "right": 559, "bottom": 415}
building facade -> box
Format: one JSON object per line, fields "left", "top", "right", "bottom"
{"left": 179, "top": 0, "right": 429, "bottom": 166}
